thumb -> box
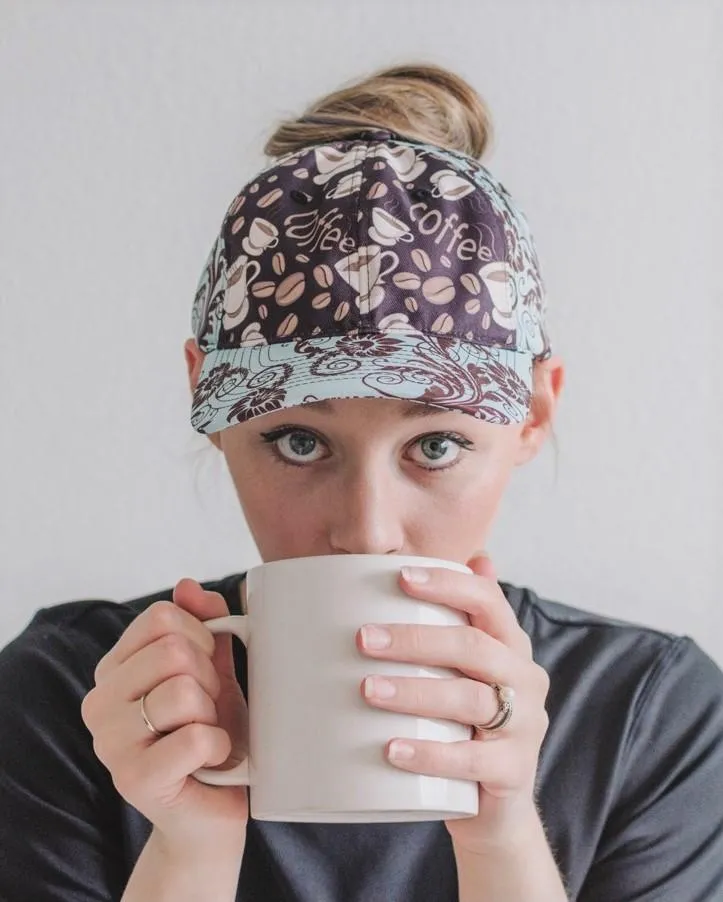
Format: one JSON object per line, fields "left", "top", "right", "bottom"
{"left": 466, "top": 550, "right": 497, "bottom": 581}
{"left": 172, "top": 577, "right": 230, "bottom": 621}
{"left": 172, "top": 577, "right": 237, "bottom": 686}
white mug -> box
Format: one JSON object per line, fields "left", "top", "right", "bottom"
{"left": 193, "top": 553, "right": 479, "bottom": 823}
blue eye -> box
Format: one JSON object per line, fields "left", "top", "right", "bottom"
{"left": 261, "top": 428, "right": 327, "bottom": 465}
{"left": 408, "top": 432, "right": 473, "bottom": 470}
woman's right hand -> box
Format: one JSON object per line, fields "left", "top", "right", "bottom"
{"left": 81, "top": 578, "right": 249, "bottom": 854}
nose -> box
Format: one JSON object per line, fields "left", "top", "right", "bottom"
{"left": 327, "top": 464, "right": 405, "bottom": 556}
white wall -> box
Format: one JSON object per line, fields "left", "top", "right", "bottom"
{"left": 1, "top": 0, "right": 721, "bottom": 664}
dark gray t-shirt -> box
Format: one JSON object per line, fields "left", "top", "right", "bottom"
{"left": 1, "top": 573, "right": 722, "bottom": 901}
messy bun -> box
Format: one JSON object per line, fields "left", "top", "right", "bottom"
{"left": 263, "top": 62, "right": 493, "bottom": 161}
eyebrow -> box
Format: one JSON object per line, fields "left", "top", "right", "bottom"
{"left": 303, "top": 400, "right": 447, "bottom": 419}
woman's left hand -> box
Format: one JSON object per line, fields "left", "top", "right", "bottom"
{"left": 356, "top": 553, "right": 551, "bottom": 855}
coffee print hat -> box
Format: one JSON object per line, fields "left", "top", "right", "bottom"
{"left": 190, "top": 127, "right": 552, "bottom": 435}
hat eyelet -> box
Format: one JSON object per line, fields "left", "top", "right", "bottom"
{"left": 290, "top": 189, "right": 314, "bottom": 205}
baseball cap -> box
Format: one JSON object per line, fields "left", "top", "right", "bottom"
{"left": 190, "top": 126, "right": 552, "bottom": 435}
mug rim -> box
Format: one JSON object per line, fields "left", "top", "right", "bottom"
{"left": 247, "top": 553, "right": 472, "bottom": 578}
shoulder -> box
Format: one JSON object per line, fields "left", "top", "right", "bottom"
{"left": 500, "top": 579, "right": 723, "bottom": 758}
{"left": 499, "top": 579, "right": 712, "bottom": 682}
{"left": 0, "top": 572, "right": 245, "bottom": 683}
{"left": 501, "top": 578, "right": 723, "bottom": 769}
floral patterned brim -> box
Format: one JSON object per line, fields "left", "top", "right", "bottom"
{"left": 191, "top": 331, "right": 533, "bottom": 434}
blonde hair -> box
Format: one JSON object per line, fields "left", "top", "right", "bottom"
{"left": 263, "top": 61, "right": 494, "bottom": 161}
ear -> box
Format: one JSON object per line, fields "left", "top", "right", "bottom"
{"left": 184, "top": 337, "right": 205, "bottom": 391}
{"left": 184, "top": 338, "right": 222, "bottom": 451}
{"left": 514, "top": 355, "right": 565, "bottom": 466}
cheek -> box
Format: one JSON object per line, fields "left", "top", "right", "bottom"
{"left": 406, "top": 459, "right": 514, "bottom": 546}
{"left": 228, "top": 466, "right": 323, "bottom": 557}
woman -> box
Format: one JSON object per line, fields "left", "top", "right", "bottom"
{"left": 1, "top": 63, "right": 721, "bottom": 902}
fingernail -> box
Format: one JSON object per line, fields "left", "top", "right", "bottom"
{"left": 364, "top": 675, "right": 396, "bottom": 700}
{"left": 401, "top": 566, "right": 430, "bottom": 584}
{"left": 389, "top": 740, "right": 415, "bottom": 761}
{"left": 361, "top": 625, "right": 392, "bottom": 650}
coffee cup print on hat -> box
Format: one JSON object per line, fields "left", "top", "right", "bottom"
{"left": 190, "top": 129, "right": 552, "bottom": 435}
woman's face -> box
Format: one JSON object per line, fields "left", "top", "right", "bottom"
{"left": 186, "top": 341, "right": 563, "bottom": 565}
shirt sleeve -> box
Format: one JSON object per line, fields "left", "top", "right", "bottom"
{"left": 0, "top": 612, "right": 128, "bottom": 901}
{"left": 578, "top": 636, "right": 723, "bottom": 902}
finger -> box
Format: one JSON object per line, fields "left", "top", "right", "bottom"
{"left": 362, "top": 675, "right": 502, "bottom": 731}
{"left": 112, "top": 722, "right": 234, "bottom": 803}
{"left": 385, "top": 736, "right": 534, "bottom": 796}
{"left": 174, "top": 579, "right": 238, "bottom": 688}
{"left": 95, "top": 580, "right": 229, "bottom": 682}
{"left": 398, "top": 564, "right": 530, "bottom": 657}
{"left": 358, "top": 622, "right": 520, "bottom": 686}
{"left": 91, "top": 676, "right": 219, "bottom": 765}
{"left": 137, "top": 675, "right": 219, "bottom": 737}
{"left": 466, "top": 553, "right": 532, "bottom": 658}
{"left": 100, "top": 632, "right": 222, "bottom": 706}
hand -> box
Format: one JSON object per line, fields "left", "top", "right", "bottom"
{"left": 81, "top": 578, "right": 250, "bottom": 854}
{"left": 356, "top": 553, "right": 550, "bottom": 855}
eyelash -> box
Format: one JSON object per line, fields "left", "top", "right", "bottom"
{"left": 259, "top": 426, "right": 474, "bottom": 471}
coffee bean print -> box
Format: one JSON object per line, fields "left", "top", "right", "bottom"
{"left": 487, "top": 269, "right": 509, "bottom": 282}
{"left": 231, "top": 216, "right": 246, "bottom": 234}
{"left": 228, "top": 194, "right": 245, "bottom": 215}
{"left": 441, "top": 255, "right": 452, "bottom": 268}
{"left": 296, "top": 254, "right": 310, "bottom": 263}
{"left": 411, "top": 248, "right": 432, "bottom": 273}
{"left": 461, "top": 273, "right": 481, "bottom": 294}
{"left": 267, "top": 174, "right": 278, "bottom": 183}
{"left": 312, "top": 292, "right": 331, "bottom": 309}
{"left": 277, "top": 313, "right": 299, "bottom": 338}
{"left": 367, "top": 182, "right": 388, "bottom": 199}
{"left": 249, "top": 183, "right": 259, "bottom": 193}
{"left": 506, "top": 334, "right": 513, "bottom": 344}
{"left": 431, "top": 313, "right": 454, "bottom": 334}
{"left": 404, "top": 297, "right": 419, "bottom": 312}
{"left": 314, "top": 264, "right": 334, "bottom": 288}
{"left": 334, "top": 301, "right": 350, "bottom": 322}
{"left": 258, "top": 188, "right": 283, "bottom": 208}
{"left": 465, "top": 298, "right": 481, "bottom": 314}
{"left": 258, "top": 304, "right": 268, "bottom": 320}
{"left": 275, "top": 273, "right": 305, "bottom": 306}
{"left": 227, "top": 264, "right": 243, "bottom": 287}
{"left": 373, "top": 161, "right": 386, "bottom": 170}
{"left": 393, "top": 272, "right": 421, "bottom": 290}
{"left": 482, "top": 312, "right": 491, "bottom": 330}
{"left": 251, "top": 281, "right": 276, "bottom": 298}
{"left": 293, "top": 168, "right": 309, "bottom": 178}
{"left": 272, "top": 252, "right": 286, "bottom": 276}
{"left": 422, "top": 276, "right": 456, "bottom": 305}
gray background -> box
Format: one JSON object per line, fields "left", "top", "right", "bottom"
{"left": 1, "top": 0, "right": 721, "bottom": 664}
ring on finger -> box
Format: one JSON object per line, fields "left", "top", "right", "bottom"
{"left": 140, "top": 692, "right": 166, "bottom": 738}
{"left": 472, "top": 683, "right": 515, "bottom": 734}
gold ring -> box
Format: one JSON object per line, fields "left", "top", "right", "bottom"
{"left": 473, "top": 683, "right": 515, "bottom": 733}
{"left": 140, "top": 692, "right": 165, "bottom": 738}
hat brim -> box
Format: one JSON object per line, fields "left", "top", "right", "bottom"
{"left": 191, "top": 332, "right": 533, "bottom": 435}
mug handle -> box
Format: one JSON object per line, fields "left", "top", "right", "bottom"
{"left": 192, "top": 615, "right": 251, "bottom": 787}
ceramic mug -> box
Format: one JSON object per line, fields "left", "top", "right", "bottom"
{"left": 193, "top": 553, "right": 479, "bottom": 823}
